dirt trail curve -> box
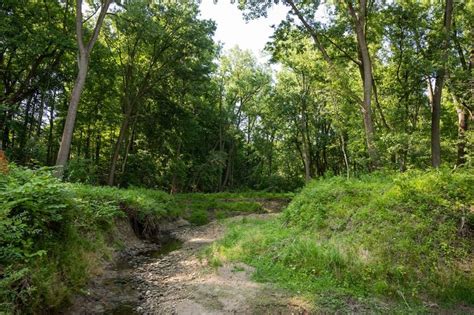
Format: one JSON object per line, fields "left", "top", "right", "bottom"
{"left": 68, "top": 213, "right": 309, "bottom": 315}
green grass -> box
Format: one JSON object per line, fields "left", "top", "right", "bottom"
{"left": 207, "top": 169, "right": 474, "bottom": 312}
{"left": 174, "top": 192, "right": 292, "bottom": 225}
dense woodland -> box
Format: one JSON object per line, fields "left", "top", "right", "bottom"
{"left": 1, "top": 0, "right": 471, "bottom": 192}
{"left": 1, "top": 1, "right": 473, "bottom": 313}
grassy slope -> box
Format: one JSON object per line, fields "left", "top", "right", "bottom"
{"left": 207, "top": 169, "right": 474, "bottom": 313}
{"left": 0, "top": 167, "right": 178, "bottom": 314}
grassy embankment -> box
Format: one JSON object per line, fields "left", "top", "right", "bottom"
{"left": 0, "top": 166, "right": 290, "bottom": 314}
{"left": 0, "top": 166, "right": 177, "bottom": 313}
{"left": 207, "top": 169, "right": 474, "bottom": 313}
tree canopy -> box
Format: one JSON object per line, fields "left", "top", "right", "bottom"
{"left": 0, "top": 0, "right": 472, "bottom": 192}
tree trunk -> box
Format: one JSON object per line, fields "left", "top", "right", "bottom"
{"left": 218, "top": 82, "right": 225, "bottom": 191}
{"left": 95, "top": 132, "right": 101, "bottom": 164}
{"left": 456, "top": 103, "right": 468, "bottom": 166}
{"left": 431, "top": 0, "right": 454, "bottom": 168}
{"left": 347, "top": 0, "right": 378, "bottom": 169}
{"left": 223, "top": 143, "right": 234, "bottom": 189}
{"left": 20, "top": 96, "right": 34, "bottom": 155}
{"left": 55, "top": 0, "right": 111, "bottom": 177}
{"left": 268, "top": 130, "right": 275, "bottom": 177}
{"left": 56, "top": 53, "right": 89, "bottom": 174}
{"left": 46, "top": 92, "right": 56, "bottom": 165}
{"left": 36, "top": 92, "right": 45, "bottom": 137}
{"left": 287, "top": 0, "right": 379, "bottom": 169}
{"left": 340, "top": 133, "right": 350, "bottom": 179}
{"left": 170, "top": 141, "right": 182, "bottom": 194}
{"left": 300, "top": 113, "right": 312, "bottom": 182}
{"left": 108, "top": 100, "right": 133, "bottom": 186}
{"left": 121, "top": 114, "right": 138, "bottom": 174}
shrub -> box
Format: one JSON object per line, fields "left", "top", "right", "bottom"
{"left": 0, "top": 166, "right": 78, "bottom": 312}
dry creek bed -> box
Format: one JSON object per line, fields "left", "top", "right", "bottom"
{"left": 67, "top": 213, "right": 309, "bottom": 315}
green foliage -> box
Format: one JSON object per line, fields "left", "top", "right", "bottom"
{"left": 208, "top": 170, "right": 474, "bottom": 311}
{"left": 0, "top": 166, "right": 176, "bottom": 313}
{"left": 65, "top": 158, "right": 99, "bottom": 184}
{"left": 0, "top": 166, "right": 81, "bottom": 313}
{"left": 71, "top": 184, "right": 176, "bottom": 220}
{"left": 189, "top": 209, "right": 209, "bottom": 226}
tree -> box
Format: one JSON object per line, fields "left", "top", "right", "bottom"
{"left": 55, "top": 0, "right": 112, "bottom": 177}
{"left": 0, "top": 0, "right": 72, "bottom": 150}
{"left": 216, "top": 47, "right": 272, "bottom": 189}
{"left": 430, "top": 0, "right": 454, "bottom": 168}
{"left": 105, "top": 1, "right": 217, "bottom": 186}
{"left": 241, "top": 0, "right": 380, "bottom": 169}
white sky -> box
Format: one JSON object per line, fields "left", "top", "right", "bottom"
{"left": 198, "top": 1, "right": 289, "bottom": 62}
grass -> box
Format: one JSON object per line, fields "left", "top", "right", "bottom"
{"left": 174, "top": 192, "right": 293, "bottom": 225}
{"left": 206, "top": 169, "right": 474, "bottom": 313}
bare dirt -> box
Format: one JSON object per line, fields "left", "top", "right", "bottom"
{"left": 67, "top": 213, "right": 310, "bottom": 315}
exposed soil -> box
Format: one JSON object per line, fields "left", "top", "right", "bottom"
{"left": 66, "top": 212, "right": 309, "bottom": 315}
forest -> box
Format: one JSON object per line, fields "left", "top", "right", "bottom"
{"left": 0, "top": 0, "right": 473, "bottom": 314}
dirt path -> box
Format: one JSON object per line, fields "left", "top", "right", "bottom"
{"left": 68, "top": 213, "right": 308, "bottom": 315}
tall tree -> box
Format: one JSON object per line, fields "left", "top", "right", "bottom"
{"left": 55, "top": 0, "right": 111, "bottom": 177}
{"left": 430, "top": 0, "right": 454, "bottom": 167}
{"left": 344, "top": 0, "right": 378, "bottom": 168}
{"left": 242, "top": 0, "right": 380, "bottom": 169}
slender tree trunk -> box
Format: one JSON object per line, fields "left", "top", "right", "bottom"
{"left": 121, "top": 114, "right": 138, "bottom": 174}
{"left": 95, "top": 132, "right": 101, "bottom": 164}
{"left": 223, "top": 143, "right": 234, "bottom": 189}
{"left": 85, "top": 123, "right": 91, "bottom": 159}
{"left": 46, "top": 92, "right": 56, "bottom": 165}
{"left": 20, "top": 96, "right": 34, "bottom": 155}
{"left": 300, "top": 113, "right": 312, "bottom": 182}
{"left": 170, "top": 141, "right": 182, "bottom": 194}
{"left": 36, "top": 92, "right": 45, "bottom": 137}
{"left": 340, "top": 133, "right": 350, "bottom": 179}
{"left": 431, "top": 0, "right": 454, "bottom": 168}
{"left": 56, "top": 54, "right": 88, "bottom": 173}
{"left": 456, "top": 101, "right": 468, "bottom": 166}
{"left": 27, "top": 96, "right": 37, "bottom": 142}
{"left": 55, "top": 0, "right": 111, "bottom": 177}
{"left": 268, "top": 130, "right": 275, "bottom": 177}
{"left": 108, "top": 100, "right": 133, "bottom": 186}
{"left": 347, "top": 0, "right": 378, "bottom": 169}
{"left": 218, "top": 82, "right": 225, "bottom": 191}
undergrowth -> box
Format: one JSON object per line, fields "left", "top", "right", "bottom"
{"left": 207, "top": 169, "right": 474, "bottom": 312}
{"left": 174, "top": 192, "right": 292, "bottom": 225}
{"left": 0, "top": 166, "right": 178, "bottom": 314}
